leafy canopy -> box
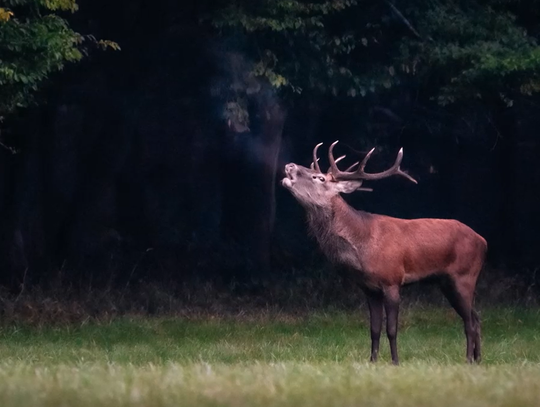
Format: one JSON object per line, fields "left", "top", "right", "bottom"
{"left": 0, "top": 0, "right": 119, "bottom": 117}
{"left": 208, "top": 0, "right": 540, "bottom": 119}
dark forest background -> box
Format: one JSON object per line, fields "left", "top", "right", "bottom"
{"left": 0, "top": 0, "right": 539, "bottom": 309}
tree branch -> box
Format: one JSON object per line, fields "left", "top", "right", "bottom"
{"left": 385, "top": 0, "right": 423, "bottom": 41}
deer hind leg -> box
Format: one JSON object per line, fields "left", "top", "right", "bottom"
{"left": 364, "top": 289, "right": 384, "bottom": 363}
{"left": 440, "top": 277, "right": 477, "bottom": 363}
{"left": 472, "top": 309, "right": 481, "bottom": 362}
{"left": 383, "top": 286, "right": 401, "bottom": 365}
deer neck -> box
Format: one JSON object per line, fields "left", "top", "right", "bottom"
{"left": 305, "top": 196, "right": 372, "bottom": 263}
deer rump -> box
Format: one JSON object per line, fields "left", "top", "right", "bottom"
{"left": 282, "top": 141, "right": 487, "bottom": 365}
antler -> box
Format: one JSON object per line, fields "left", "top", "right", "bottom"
{"left": 311, "top": 142, "right": 347, "bottom": 172}
{"left": 311, "top": 143, "right": 323, "bottom": 172}
{"left": 328, "top": 140, "right": 417, "bottom": 184}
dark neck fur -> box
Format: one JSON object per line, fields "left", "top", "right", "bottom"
{"left": 304, "top": 196, "right": 372, "bottom": 260}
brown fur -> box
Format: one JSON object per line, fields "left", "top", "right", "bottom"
{"left": 282, "top": 156, "right": 487, "bottom": 365}
{"left": 319, "top": 197, "right": 487, "bottom": 289}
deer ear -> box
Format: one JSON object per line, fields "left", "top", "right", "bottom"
{"left": 335, "top": 180, "right": 364, "bottom": 194}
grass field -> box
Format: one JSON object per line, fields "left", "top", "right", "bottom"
{"left": 0, "top": 306, "right": 538, "bottom": 406}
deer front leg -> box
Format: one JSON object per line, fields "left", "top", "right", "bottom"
{"left": 364, "top": 289, "right": 384, "bottom": 363}
{"left": 383, "top": 285, "right": 401, "bottom": 365}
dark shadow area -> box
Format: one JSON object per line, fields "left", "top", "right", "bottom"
{"left": 0, "top": 0, "right": 539, "bottom": 313}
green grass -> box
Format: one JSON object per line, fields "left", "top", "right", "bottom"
{"left": 0, "top": 306, "right": 538, "bottom": 406}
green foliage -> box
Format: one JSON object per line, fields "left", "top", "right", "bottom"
{"left": 208, "top": 0, "right": 389, "bottom": 101}
{"left": 208, "top": 0, "right": 394, "bottom": 125}
{"left": 208, "top": 0, "right": 540, "bottom": 112}
{"left": 0, "top": 0, "right": 118, "bottom": 117}
{"left": 398, "top": 2, "right": 540, "bottom": 105}
{"left": 1, "top": 0, "right": 77, "bottom": 12}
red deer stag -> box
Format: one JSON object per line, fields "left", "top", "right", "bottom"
{"left": 281, "top": 141, "right": 487, "bottom": 365}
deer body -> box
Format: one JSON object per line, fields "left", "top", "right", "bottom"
{"left": 282, "top": 142, "right": 487, "bottom": 364}
{"left": 310, "top": 196, "right": 486, "bottom": 289}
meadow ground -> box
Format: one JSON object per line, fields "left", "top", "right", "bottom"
{"left": 0, "top": 306, "right": 538, "bottom": 407}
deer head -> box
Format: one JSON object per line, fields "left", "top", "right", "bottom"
{"left": 281, "top": 141, "right": 417, "bottom": 208}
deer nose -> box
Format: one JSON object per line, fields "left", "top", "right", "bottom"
{"left": 285, "top": 163, "right": 297, "bottom": 173}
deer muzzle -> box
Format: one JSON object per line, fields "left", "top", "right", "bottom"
{"left": 281, "top": 163, "right": 297, "bottom": 188}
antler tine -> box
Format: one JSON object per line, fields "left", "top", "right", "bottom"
{"left": 327, "top": 140, "right": 342, "bottom": 176}
{"left": 330, "top": 146, "right": 417, "bottom": 184}
{"left": 335, "top": 155, "right": 346, "bottom": 165}
{"left": 328, "top": 141, "right": 371, "bottom": 176}
{"left": 399, "top": 171, "right": 418, "bottom": 184}
{"left": 312, "top": 142, "right": 323, "bottom": 173}
{"left": 342, "top": 147, "right": 374, "bottom": 172}
{"left": 359, "top": 148, "right": 376, "bottom": 172}
{"left": 357, "top": 148, "right": 417, "bottom": 183}
{"left": 394, "top": 149, "right": 418, "bottom": 184}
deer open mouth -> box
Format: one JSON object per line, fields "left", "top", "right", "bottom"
{"left": 281, "top": 163, "right": 297, "bottom": 188}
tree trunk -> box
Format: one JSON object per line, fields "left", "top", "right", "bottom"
{"left": 219, "top": 93, "right": 286, "bottom": 282}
